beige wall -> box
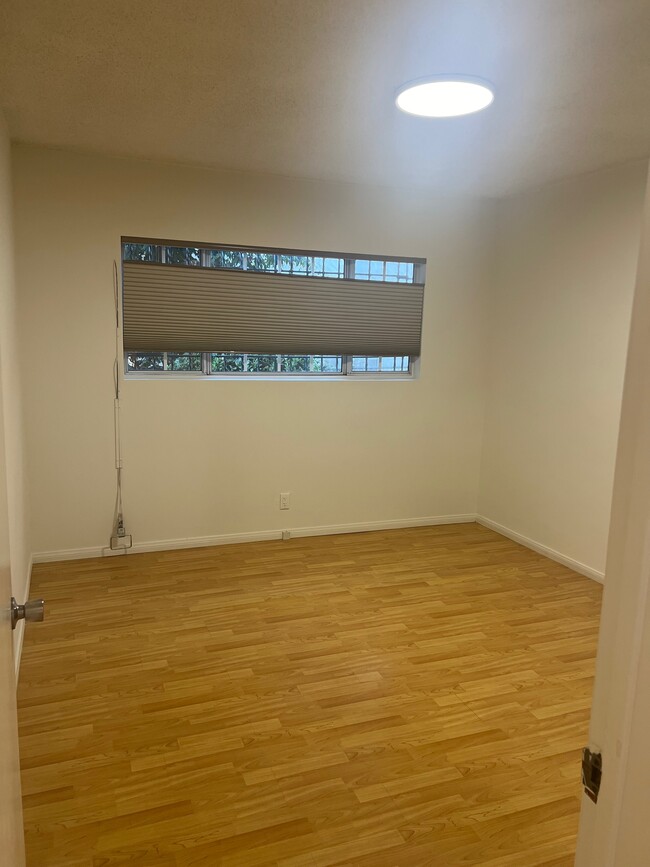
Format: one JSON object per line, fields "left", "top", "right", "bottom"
{"left": 0, "top": 115, "right": 31, "bottom": 660}
{"left": 12, "top": 145, "right": 490, "bottom": 555}
{"left": 479, "top": 162, "right": 648, "bottom": 577}
{"left": 11, "top": 144, "right": 645, "bottom": 575}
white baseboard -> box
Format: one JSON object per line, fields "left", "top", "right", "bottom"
{"left": 476, "top": 515, "right": 604, "bottom": 583}
{"left": 14, "top": 553, "right": 33, "bottom": 681}
{"left": 131, "top": 529, "right": 282, "bottom": 555}
{"left": 31, "top": 513, "right": 602, "bottom": 587}
{"left": 32, "top": 514, "right": 476, "bottom": 564}
{"left": 32, "top": 545, "right": 105, "bottom": 563}
{"left": 289, "top": 514, "right": 475, "bottom": 539}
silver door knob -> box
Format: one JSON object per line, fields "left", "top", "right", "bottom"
{"left": 10, "top": 597, "right": 45, "bottom": 630}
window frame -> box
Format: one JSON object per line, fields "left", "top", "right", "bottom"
{"left": 122, "top": 239, "right": 423, "bottom": 380}
{"left": 122, "top": 237, "right": 426, "bottom": 285}
{"left": 124, "top": 352, "right": 416, "bottom": 380}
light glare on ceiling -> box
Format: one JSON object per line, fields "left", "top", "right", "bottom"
{"left": 396, "top": 77, "right": 494, "bottom": 118}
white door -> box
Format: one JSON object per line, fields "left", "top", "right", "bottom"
{"left": 575, "top": 167, "right": 650, "bottom": 865}
{"left": 0, "top": 407, "right": 25, "bottom": 859}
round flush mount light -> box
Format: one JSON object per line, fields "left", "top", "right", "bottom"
{"left": 395, "top": 75, "right": 494, "bottom": 118}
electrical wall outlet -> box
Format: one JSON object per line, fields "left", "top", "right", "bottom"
{"left": 282, "top": 529, "right": 291, "bottom": 541}
{"left": 110, "top": 534, "right": 133, "bottom": 550}
{"left": 280, "top": 492, "right": 290, "bottom": 510}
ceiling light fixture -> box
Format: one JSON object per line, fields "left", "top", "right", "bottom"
{"left": 395, "top": 75, "right": 494, "bottom": 118}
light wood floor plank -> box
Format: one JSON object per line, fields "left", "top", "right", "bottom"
{"left": 18, "top": 523, "right": 601, "bottom": 865}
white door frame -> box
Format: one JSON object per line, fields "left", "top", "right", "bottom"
{"left": 575, "top": 165, "right": 650, "bottom": 866}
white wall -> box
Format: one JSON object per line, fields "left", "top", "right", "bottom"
{"left": 575, "top": 169, "right": 650, "bottom": 867}
{"left": 479, "top": 162, "right": 648, "bottom": 578}
{"left": 11, "top": 145, "right": 646, "bottom": 575}
{"left": 12, "top": 145, "right": 490, "bottom": 556}
{"left": 0, "top": 115, "right": 31, "bottom": 660}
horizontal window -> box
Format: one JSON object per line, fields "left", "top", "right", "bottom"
{"left": 122, "top": 238, "right": 425, "bottom": 373}
{"left": 125, "top": 352, "right": 413, "bottom": 377}
{"left": 123, "top": 241, "right": 423, "bottom": 285}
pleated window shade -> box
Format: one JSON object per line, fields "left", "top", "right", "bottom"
{"left": 122, "top": 240, "right": 425, "bottom": 357}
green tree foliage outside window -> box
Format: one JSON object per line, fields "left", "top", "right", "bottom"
{"left": 165, "top": 246, "right": 201, "bottom": 266}
{"left": 123, "top": 243, "right": 158, "bottom": 262}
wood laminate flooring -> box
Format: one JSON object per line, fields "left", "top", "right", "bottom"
{"left": 17, "top": 523, "right": 602, "bottom": 866}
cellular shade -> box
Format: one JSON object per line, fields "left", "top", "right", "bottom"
{"left": 122, "top": 261, "right": 424, "bottom": 356}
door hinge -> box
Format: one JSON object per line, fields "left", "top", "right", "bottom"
{"left": 582, "top": 747, "right": 602, "bottom": 803}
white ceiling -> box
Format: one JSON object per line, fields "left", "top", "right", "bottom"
{"left": 1, "top": 0, "right": 649, "bottom": 197}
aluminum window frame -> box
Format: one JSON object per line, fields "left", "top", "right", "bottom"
{"left": 124, "top": 352, "right": 416, "bottom": 379}
{"left": 122, "top": 239, "right": 423, "bottom": 380}
{"left": 122, "top": 238, "right": 425, "bottom": 286}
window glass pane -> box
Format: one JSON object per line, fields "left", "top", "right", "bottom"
{"left": 211, "top": 353, "right": 245, "bottom": 372}
{"left": 353, "top": 260, "right": 371, "bottom": 281}
{"left": 123, "top": 243, "right": 159, "bottom": 262}
{"left": 313, "top": 355, "right": 342, "bottom": 373}
{"left": 353, "top": 259, "right": 415, "bottom": 283}
{"left": 276, "top": 255, "right": 345, "bottom": 278}
{"left": 165, "top": 246, "right": 201, "bottom": 266}
{"left": 207, "top": 249, "right": 244, "bottom": 269}
{"left": 281, "top": 355, "right": 311, "bottom": 373}
{"left": 127, "top": 353, "right": 164, "bottom": 371}
{"left": 278, "top": 255, "right": 308, "bottom": 276}
{"left": 122, "top": 242, "right": 415, "bottom": 283}
{"left": 351, "top": 355, "right": 410, "bottom": 373}
{"left": 123, "top": 241, "right": 419, "bottom": 283}
{"left": 385, "top": 261, "right": 399, "bottom": 279}
{"left": 167, "top": 353, "right": 202, "bottom": 371}
{"left": 246, "top": 354, "right": 278, "bottom": 373}
{"left": 323, "top": 257, "right": 344, "bottom": 278}
{"left": 126, "top": 352, "right": 411, "bottom": 376}
{"left": 245, "top": 252, "right": 276, "bottom": 271}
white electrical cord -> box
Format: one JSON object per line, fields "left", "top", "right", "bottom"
{"left": 112, "top": 260, "right": 126, "bottom": 550}
{"left": 113, "top": 260, "right": 120, "bottom": 400}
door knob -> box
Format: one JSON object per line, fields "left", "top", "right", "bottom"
{"left": 10, "top": 597, "right": 45, "bottom": 630}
